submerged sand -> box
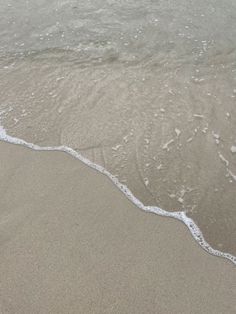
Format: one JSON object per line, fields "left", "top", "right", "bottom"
{"left": 0, "top": 141, "right": 236, "bottom": 314}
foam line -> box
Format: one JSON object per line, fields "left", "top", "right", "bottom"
{"left": 0, "top": 125, "right": 235, "bottom": 265}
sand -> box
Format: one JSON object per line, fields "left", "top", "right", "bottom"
{"left": 0, "top": 141, "right": 236, "bottom": 314}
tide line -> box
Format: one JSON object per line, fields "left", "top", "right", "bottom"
{"left": 0, "top": 124, "right": 235, "bottom": 265}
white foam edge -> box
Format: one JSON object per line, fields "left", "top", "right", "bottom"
{"left": 0, "top": 125, "right": 235, "bottom": 265}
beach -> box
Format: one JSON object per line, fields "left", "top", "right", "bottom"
{"left": 0, "top": 140, "right": 235, "bottom": 314}
{"left": 1, "top": 0, "right": 236, "bottom": 259}
{"left": 1, "top": 0, "right": 236, "bottom": 312}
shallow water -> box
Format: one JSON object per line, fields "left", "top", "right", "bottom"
{"left": 0, "top": 0, "right": 236, "bottom": 257}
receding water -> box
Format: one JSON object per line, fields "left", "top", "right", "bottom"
{"left": 0, "top": 0, "right": 236, "bottom": 258}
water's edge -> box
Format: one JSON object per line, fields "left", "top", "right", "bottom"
{"left": 0, "top": 125, "right": 235, "bottom": 265}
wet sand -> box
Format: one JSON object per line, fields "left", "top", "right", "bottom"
{"left": 0, "top": 141, "right": 235, "bottom": 314}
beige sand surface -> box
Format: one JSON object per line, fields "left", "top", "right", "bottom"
{"left": 0, "top": 141, "right": 235, "bottom": 314}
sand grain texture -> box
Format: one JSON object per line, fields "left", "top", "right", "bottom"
{"left": 0, "top": 141, "right": 236, "bottom": 314}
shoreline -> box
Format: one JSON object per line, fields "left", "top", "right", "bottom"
{"left": 0, "top": 140, "right": 236, "bottom": 313}
{"left": 0, "top": 127, "right": 235, "bottom": 265}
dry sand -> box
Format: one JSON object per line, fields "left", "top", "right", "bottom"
{"left": 0, "top": 141, "right": 236, "bottom": 314}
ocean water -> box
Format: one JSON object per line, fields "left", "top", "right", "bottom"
{"left": 0, "top": 0, "right": 236, "bottom": 263}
